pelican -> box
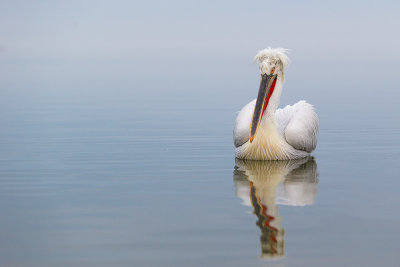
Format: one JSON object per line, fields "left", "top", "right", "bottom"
{"left": 233, "top": 48, "right": 319, "bottom": 160}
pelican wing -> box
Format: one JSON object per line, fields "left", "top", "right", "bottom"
{"left": 233, "top": 99, "right": 256, "bottom": 147}
{"left": 275, "top": 101, "right": 319, "bottom": 153}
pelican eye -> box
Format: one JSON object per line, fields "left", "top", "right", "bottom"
{"left": 270, "top": 67, "right": 275, "bottom": 74}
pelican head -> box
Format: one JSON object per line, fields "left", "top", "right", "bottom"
{"left": 254, "top": 47, "right": 289, "bottom": 80}
{"left": 249, "top": 48, "right": 289, "bottom": 143}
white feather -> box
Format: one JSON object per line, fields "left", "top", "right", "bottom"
{"left": 276, "top": 101, "right": 319, "bottom": 153}
{"left": 233, "top": 47, "right": 319, "bottom": 160}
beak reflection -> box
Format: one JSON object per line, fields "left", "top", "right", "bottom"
{"left": 233, "top": 157, "right": 319, "bottom": 259}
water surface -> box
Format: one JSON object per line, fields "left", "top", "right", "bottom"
{"left": 1, "top": 1, "right": 400, "bottom": 266}
{"left": 1, "top": 72, "right": 399, "bottom": 266}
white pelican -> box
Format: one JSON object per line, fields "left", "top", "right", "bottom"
{"left": 233, "top": 48, "right": 319, "bottom": 160}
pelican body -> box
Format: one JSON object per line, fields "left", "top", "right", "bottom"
{"left": 234, "top": 48, "right": 318, "bottom": 160}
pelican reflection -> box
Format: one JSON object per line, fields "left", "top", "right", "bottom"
{"left": 233, "top": 157, "right": 318, "bottom": 259}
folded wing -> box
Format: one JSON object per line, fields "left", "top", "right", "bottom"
{"left": 275, "top": 101, "right": 319, "bottom": 153}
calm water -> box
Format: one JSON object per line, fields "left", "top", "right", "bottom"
{"left": 1, "top": 61, "right": 399, "bottom": 266}
{"left": 1, "top": 2, "right": 400, "bottom": 265}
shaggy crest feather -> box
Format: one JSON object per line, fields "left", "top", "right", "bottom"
{"left": 254, "top": 47, "right": 290, "bottom": 81}
{"left": 254, "top": 47, "right": 290, "bottom": 67}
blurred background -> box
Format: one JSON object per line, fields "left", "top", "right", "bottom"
{"left": 0, "top": 1, "right": 399, "bottom": 266}
{"left": 1, "top": 0, "right": 399, "bottom": 113}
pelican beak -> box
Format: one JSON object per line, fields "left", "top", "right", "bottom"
{"left": 249, "top": 74, "right": 277, "bottom": 143}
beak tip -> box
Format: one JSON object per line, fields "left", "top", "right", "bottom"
{"left": 249, "top": 136, "right": 254, "bottom": 143}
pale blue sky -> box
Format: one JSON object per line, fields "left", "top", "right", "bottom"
{"left": 1, "top": 0, "right": 399, "bottom": 115}
{"left": 1, "top": 0, "right": 399, "bottom": 61}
